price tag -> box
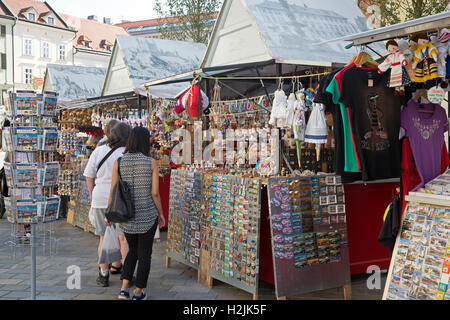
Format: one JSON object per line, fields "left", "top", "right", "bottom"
{"left": 368, "top": 79, "right": 374, "bottom": 87}
{"left": 428, "top": 87, "right": 445, "bottom": 104}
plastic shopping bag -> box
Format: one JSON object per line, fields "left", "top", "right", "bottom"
{"left": 98, "top": 226, "right": 122, "bottom": 265}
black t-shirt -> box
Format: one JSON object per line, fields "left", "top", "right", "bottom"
{"left": 315, "top": 71, "right": 362, "bottom": 182}
{"left": 340, "top": 66, "right": 402, "bottom": 181}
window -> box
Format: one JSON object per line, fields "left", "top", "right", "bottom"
{"left": 48, "top": 17, "right": 54, "bottom": 24}
{"left": 28, "top": 13, "right": 35, "bottom": 21}
{"left": 42, "top": 41, "right": 49, "bottom": 58}
{"left": 0, "top": 25, "right": 5, "bottom": 38}
{"left": 24, "top": 68, "right": 33, "bottom": 84}
{"left": 24, "top": 39, "right": 32, "bottom": 56}
{"left": 59, "top": 44, "right": 65, "bottom": 61}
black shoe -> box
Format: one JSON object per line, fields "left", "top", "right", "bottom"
{"left": 96, "top": 271, "right": 109, "bottom": 287}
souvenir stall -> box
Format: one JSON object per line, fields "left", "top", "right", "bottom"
{"left": 319, "top": 11, "right": 450, "bottom": 300}
{"left": 57, "top": 92, "right": 179, "bottom": 232}
{"left": 146, "top": 61, "right": 355, "bottom": 300}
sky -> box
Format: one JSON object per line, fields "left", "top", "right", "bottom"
{"left": 48, "top": 0, "right": 159, "bottom": 24}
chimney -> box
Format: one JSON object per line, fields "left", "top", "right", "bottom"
{"left": 87, "top": 15, "right": 98, "bottom": 21}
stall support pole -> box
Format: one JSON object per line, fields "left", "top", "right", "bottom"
{"left": 30, "top": 223, "right": 37, "bottom": 300}
{"left": 343, "top": 284, "right": 352, "bottom": 300}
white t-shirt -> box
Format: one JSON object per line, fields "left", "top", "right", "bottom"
{"left": 83, "top": 145, "right": 125, "bottom": 208}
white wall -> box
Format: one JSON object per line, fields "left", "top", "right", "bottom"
{"left": 13, "top": 20, "right": 75, "bottom": 91}
{"left": 73, "top": 50, "right": 110, "bottom": 68}
{"left": 0, "top": 18, "right": 14, "bottom": 92}
{"left": 102, "top": 45, "right": 133, "bottom": 96}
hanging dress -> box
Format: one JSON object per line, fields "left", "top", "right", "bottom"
{"left": 285, "top": 93, "right": 297, "bottom": 128}
{"left": 304, "top": 103, "right": 328, "bottom": 144}
{"left": 269, "top": 89, "right": 287, "bottom": 128}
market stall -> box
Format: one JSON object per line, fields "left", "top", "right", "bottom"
{"left": 52, "top": 35, "right": 208, "bottom": 232}
{"left": 144, "top": 2, "right": 450, "bottom": 300}
{"left": 320, "top": 10, "right": 450, "bottom": 301}
{"left": 143, "top": 0, "right": 391, "bottom": 299}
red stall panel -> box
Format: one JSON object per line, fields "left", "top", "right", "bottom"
{"left": 159, "top": 175, "right": 170, "bottom": 229}
{"left": 344, "top": 182, "right": 397, "bottom": 274}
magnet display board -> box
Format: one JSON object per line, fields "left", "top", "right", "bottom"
{"left": 208, "top": 175, "right": 262, "bottom": 295}
{"left": 267, "top": 175, "right": 351, "bottom": 298}
{"left": 383, "top": 194, "right": 450, "bottom": 300}
{"left": 166, "top": 169, "right": 203, "bottom": 269}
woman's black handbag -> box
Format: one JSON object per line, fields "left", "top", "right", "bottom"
{"left": 105, "top": 158, "right": 135, "bottom": 223}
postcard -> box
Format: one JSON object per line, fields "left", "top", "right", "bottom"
{"left": 16, "top": 199, "right": 38, "bottom": 224}
{"left": 15, "top": 91, "right": 37, "bottom": 116}
{"left": 43, "top": 196, "right": 60, "bottom": 222}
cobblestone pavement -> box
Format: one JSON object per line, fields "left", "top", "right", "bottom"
{"left": 0, "top": 219, "right": 386, "bottom": 300}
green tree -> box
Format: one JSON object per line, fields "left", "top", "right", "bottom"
{"left": 362, "top": 0, "right": 449, "bottom": 27}
{"left": 154, "top": 0, "right": 222, "bottom": 44}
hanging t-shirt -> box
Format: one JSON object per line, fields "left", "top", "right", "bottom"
{"left": 400, "top": 99, "right": 449, "bottom": 190}
{"left": 401, "top": 136, "right": 450, "bottom": 213}
{"left": 340, "top": 66, "right": 402, "bottom": 181}
{"left": 315, "top": 71, "right": 344, "bottom": 173}
{"left": 326, "top": 63, "right": 361, "bottom": 173}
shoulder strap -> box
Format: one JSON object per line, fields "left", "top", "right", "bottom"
{"left": 117, "top": 157, "right": 123, "bottom": 180}
{"left": 97, "top": 147, "right": 119, "bottom": 173}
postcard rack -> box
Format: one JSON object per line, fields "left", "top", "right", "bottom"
{"left": 383, "top": 192, "right": 450, "bottom": 300}
{"left": 2, "top": 90, "right": 61, "bottom": 300}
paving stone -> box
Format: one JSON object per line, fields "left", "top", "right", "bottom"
{"left": 170, "top": 284, "right": 211, "bottom": 294}
{"left": 74, "top": 293, "right": 116, "bottom": 300}
{"left": 173, "top": 292, "right": 218, "bottom": 300}
{"left": 0, "top": 278, "right": 24, "bottom": 285}
{"left": 2, "top": 291, "right": 33, "bottom": 299}
{"left": 0, "top": 290, "right": 10, "bottom": 297}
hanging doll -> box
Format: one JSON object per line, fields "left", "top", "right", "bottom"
{"left": 434, "top": 28, "right": 450, "bottom": 80}
{"left": 378, "top": 40, "right": 410, "bottom": 95}
{"left": 269, "top": 88, "right": 287, "bottom": 128}
{"left": 411, "top": 33, "right": 439, "bottom": 83}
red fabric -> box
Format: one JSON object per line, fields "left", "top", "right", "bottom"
{"left": 187, "top": 84, "right": 203, "bottom": 118}
{"left": 401, "top": 137, "right": 450, "bottom": 213}
{"left": 174, "top": 91, "right": 186, "bottom": 114}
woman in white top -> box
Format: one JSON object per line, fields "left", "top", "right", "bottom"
{"left": 84, "top": 122, "right": 131, "bottom": 287}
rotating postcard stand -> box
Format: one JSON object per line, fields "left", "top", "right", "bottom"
{"left": 2, "top": 90, "right": 61, "bottom": 300}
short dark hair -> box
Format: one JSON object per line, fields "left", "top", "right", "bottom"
{"left": 108, "top": 122, "right": 131, "bottom": 149}
{"left": 385, "top": 40, "right": 398, "bottom": 50}
{"left": 125, "top": 126, "right": 150, "bottom": 155}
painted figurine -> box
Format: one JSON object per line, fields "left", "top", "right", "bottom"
{"left": 411, "top": 33, "right": 439, "bottom": 82}
{"left": 378, "top": 40, "right": 410, "bottom": 95}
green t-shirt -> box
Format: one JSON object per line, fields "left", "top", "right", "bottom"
{"left": 326, "top": 77, "right": 360, "bottom": 173}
